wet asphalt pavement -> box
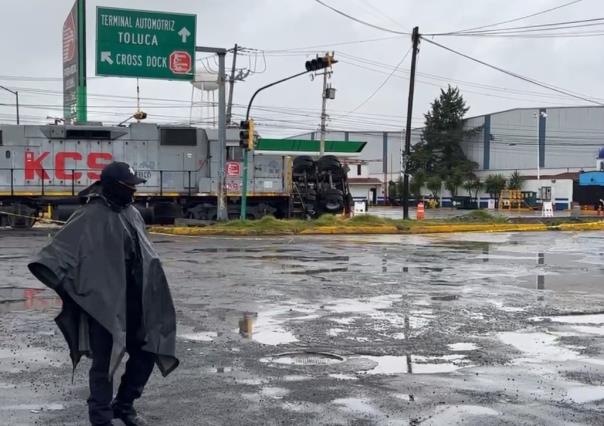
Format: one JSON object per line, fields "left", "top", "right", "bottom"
{"left": 1, "top": 229, "right": 604, "bottom": 425}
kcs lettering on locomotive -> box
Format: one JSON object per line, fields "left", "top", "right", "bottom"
{"left": 25, "top": 151, "right": 113, "bottom": 181}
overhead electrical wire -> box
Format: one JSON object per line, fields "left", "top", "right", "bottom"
{"left": 313, "top": 0, "right": 409, "bottom": 35}
{"left": 436, "top": 0, "right": 583, "bottom": 35}
{"left": 420, "top": 37, "right": 604, "bottom": 107}
{"left": 345, "top": 46, "right": 412, "bottom": 115}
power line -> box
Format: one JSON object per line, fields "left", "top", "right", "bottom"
{"left": 455, "top": 16, "right": 604, "bottom": 35}
{"left": 345, "top": 47, "right": 412, "bottom": 115}
{"left": 420, "top": 37, "right": 604, "bottom": 107}
{"left": 436, "top": 0, "right": 583, "bottom": 35}
{"left": 313, "top": 0, "right": 409, "bottom": 35}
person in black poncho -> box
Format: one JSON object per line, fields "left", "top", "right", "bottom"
{"left": 28, "top": 162, "right": 179, "bottom": 426}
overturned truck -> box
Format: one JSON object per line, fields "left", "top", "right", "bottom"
{"left": 291, "top": 155, "right": 352, "bottom": 218}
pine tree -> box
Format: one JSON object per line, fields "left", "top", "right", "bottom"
{"left": 409, "top": 85, "right": 478, "bottom": 183}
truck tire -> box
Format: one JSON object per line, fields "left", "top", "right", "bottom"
{"left": 319, "top": 188, "right": 344, "bottom": 212}
{"left": 317, "top": 155, "right": 341, "bottom": 173}
{"left": 293, "top": 156, "right": 315, "bottom": 173}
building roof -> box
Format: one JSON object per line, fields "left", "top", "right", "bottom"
{"left": 348, "top": 177, "right": 382, "bottom": 185}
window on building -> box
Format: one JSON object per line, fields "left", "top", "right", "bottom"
{"left": 227, "top": 146, "right": 244, "bottom": 162}
{"left": 357, "top": 165, "right": 362, "bottom": 176}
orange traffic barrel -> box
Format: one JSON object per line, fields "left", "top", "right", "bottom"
{"left": 417, "top": 202, "right": 425, "bottom": 220}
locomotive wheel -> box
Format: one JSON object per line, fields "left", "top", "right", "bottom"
{"left": 7, "top": 204, "right": 37, "bottom": 229}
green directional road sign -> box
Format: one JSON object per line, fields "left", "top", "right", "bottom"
{"left": 96, "top": 7, "right": 196, "bottom": 80}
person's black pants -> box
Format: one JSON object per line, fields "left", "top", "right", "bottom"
{"left": 87, "top": 319, "right": 155, "bottom": 425}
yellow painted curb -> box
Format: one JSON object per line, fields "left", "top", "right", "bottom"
{"left": 149, "top": 221, "right": 604, "bottom": 237}
{"left": 409, "top": 223, "right": 548, "bottom": 234}
{"left": 554, "top": 221, "right": 604, "bottom": 231}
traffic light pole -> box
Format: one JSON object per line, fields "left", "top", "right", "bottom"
{"left": 319, "top": 69, "right": 328, "bottom": 156}
{"left": 240, "top": 69, "right": 311, "bottom": 220}
{"left": 402, "top": 27, "right": 420, "bottom": 220}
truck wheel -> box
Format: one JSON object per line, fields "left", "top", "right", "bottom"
{"left": 317, "top": 155, "right": 341, "bottom": 172}
{"left": 293, "top": 156, "right": 315, "bottom": 173}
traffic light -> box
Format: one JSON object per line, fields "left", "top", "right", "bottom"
{"left": 247, "top": 119, "right": 255, "bottom": 151}
{"left": 239, "top": 120, "right": 249, "bottom": 149}
{"left": 239, "top": 120, "right": 256, "bottom": 151}
{"left": 305, "top": 54, "right": 337, "bottom": 72}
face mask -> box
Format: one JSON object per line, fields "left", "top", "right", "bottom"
{"left": 102, "top": 179, "right": 136, "bottom": 207}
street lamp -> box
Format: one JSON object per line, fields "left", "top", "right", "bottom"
{"left": 0, "top": 85, "right": 19, "bottom": 124}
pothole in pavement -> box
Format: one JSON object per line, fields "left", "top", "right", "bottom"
{"left": 261, "top": 351, "right": 345, "bottom": 366}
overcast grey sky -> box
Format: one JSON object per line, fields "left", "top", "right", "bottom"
{"left": 0, "top": 0, "right": 602, "bottom": 137}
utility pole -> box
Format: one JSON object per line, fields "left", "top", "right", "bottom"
{"left": 196, "top": 46, "right": 228, "bottom": 220}
{"left": 319, "top": 52, "right": 335, "bottom": 156}
{"left": 0, "top": 85, "right": 19, "bottom": 124}
{"left": 226, "top": 43, "right": 238, "bottom": 125}
{"left": 402, "top": 27, "right": 420, "bottom": 220}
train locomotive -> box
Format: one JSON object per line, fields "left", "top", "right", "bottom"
{"left": 0, "top": 122, "right": 353, "bottom": 227}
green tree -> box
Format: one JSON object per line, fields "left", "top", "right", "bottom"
{"left": 426, "top": 176, "right": 442, "bottom": 199}
{"left": 388, "top": 180, "right": 397, "bottom": 203}
{"left": 410, "top": 171, "right": 426, "bottom": 200}
{"left": 408, "top": 85, "right": 479, "bottom": 182}
{"left": 463, "top": 178, "right": 482, "bottom": 200}
{"left": 507, "top": 170, "right": 523, "bottom": 190}
{"left": 444, "top": 169, "right": 465, "bottom": 197}
{"left": 485, "top": 174, "right": 507, "bottom": 199}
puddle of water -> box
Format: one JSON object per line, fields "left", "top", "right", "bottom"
{"left": 327, "top": 328, "right": 346, "bottom": 337}
{"left": 332, "top": 398, "right": 381, "bottom": 416}
{"left": 362, "top": 354, "right": 468, "bottom": 375}
{"left": 238, "top": 308, "right": 301, "bottom": 345}
{"left": 571, "top": 326, "right": 604, "bottom": 335}
{"left": 282, "top": 375, "right": 310, "bottom": 382}
{"left": 178, "top": 331, "right": 217, "bottom": 342}
{"left": 0, "top": 288, "right": 61, "bottom": 313}
{"left": 328, "top": 373, "right": 358, "bottom": 381}
{"left": 393, "top": 393, "right": 415, "bottom": 402}
{"left": 330, "top": 317, "right": 356, "bottom": 325}
{"left": 205, "top": 366, "right": 233, "bottom": 373}
{"left": 548, "top": 314, "right": 604, "bottom": 324}
{"left": 566, "top": 386, "right": 604, "bottom": 403}
{"left": 427, "top": 405, "right": 499, "bottom": 424}
{"left": 260, "top": 387, "right": 289, "bottom": 399}
{"left": 498, "top": 332, "right": 581, "bottom": 363}
{"left": 448, "top": 343, "right": 479, "bottom": 351}
{"left": 488, "top": 300, "right": 525, "bottom": 313}
{"left": 323, "top": 295, "right": 399, "bottom": 315}
{"left": 235, "top": 378, "right": 265, "bottom": 386}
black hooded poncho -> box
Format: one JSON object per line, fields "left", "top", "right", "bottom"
{"left": 28, "top": 196, "right": 179, "bottom": 377}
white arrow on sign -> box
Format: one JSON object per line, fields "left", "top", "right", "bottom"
{"left": 101, "top": 51, "right": 113, "bottom": 65}
{"left": 178, "top": 27, "right": 191, "bottom": 43}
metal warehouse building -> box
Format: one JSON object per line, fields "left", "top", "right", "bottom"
{"left": 292, "top": 106, "right": 604, "bottom": 207}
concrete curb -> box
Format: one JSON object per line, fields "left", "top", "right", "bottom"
{"left": 148, "top": 221, "right": 604, "bottom": 236}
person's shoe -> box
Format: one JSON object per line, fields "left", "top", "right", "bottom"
{"left": 111, "top": 401, "right": 148, "bottom": 426}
